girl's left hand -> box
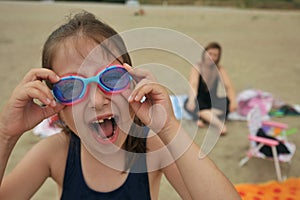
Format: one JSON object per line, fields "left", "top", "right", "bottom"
{"left": 125, "top": 64, "right": 179, "bottom": 135}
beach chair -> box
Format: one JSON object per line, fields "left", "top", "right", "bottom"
{"left": 239, "top": 106, "right": 296, "bottom": 182}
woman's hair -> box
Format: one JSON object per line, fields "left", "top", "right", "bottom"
{"left": 201, "top": 42, "right": 222, "bottom": 65}
{"left": 42, "top": 11, "right": 146, "bottom": 168}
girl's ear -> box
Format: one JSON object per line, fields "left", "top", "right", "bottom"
{"left": 57, "top": 112, "right": 70, "bottom": 132}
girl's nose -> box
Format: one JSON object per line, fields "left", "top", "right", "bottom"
{"left": 88, "top": 85, "right": 110, "bottom": 108}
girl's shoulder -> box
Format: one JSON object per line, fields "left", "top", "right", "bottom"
{"left": 30, "top": 132, "right": 70, "bottom": 168}
{"left": 34, "top": 132, "right": 70, "bottom": 183}
{"left": 37, "top": 132, "right": 70, "bottom": 151}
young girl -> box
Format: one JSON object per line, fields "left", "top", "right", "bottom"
{"left": 0, "top": 11, "right": 240, "bottom": 199}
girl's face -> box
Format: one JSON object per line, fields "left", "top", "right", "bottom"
{"left": 204, "top": 48, "right": 220, "bottom": 65}
{"left": 52, "top": 37, "right": 133, "bottom": 154}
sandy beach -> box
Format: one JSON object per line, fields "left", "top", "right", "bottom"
{"left": 0, "top": 1, "right": 299, "bottom": 199}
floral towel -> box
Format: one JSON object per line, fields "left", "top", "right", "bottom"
{"left": 235, "top": 177, "right": 300, "bottom": 200}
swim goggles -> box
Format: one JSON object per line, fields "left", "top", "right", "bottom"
{"left": 52, "top": 65, "right": 132, "bottom": 105}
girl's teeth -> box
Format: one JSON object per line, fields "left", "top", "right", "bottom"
{"left": 94, "top": 117, "right": 113, "bottom": 124}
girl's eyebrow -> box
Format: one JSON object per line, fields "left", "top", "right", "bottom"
{"left": 100, "top": 43, "right": 123, "bottom": 65}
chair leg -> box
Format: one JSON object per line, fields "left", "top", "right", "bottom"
{"left": 271, "top": 146, "right": 283, "bottom": 182}
{"left": 239, "top": 143, "right": 264, "bottom": 167}
{"left": 239, "top": 157, "right": 249, "bottom": 167}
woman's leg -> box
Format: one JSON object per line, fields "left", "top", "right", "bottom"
{"left": 199, "top": 109, "right": 227, "bottom": 134}
{"left": 196, "top": 118, "right": 205, "bottom": 128}
{"left": 183, "top": 98, "right": 207, "bottom": 128}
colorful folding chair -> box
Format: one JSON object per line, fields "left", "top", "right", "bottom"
{"left": 239, "top": 106, "right": 296, "bottom": 182}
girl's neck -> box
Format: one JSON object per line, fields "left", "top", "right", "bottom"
{"left": 81, "top": 143, "right": 127, "bottom": 172}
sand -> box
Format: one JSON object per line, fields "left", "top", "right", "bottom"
{"left": 0, "top": 1, "right": 299, "bottom": 199}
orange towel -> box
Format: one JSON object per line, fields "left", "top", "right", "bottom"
{"left": 235, "top": 178, "right": 300, "bottom": 200}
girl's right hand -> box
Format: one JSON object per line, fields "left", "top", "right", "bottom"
{"left": 0, "top": 68, "right": 64, "bottom": 139}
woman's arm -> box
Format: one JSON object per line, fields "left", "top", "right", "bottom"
{"left": 186, "top": 65, "right": 200, "bottom": 111}
{"left": 219, "top": 66, "right": 237, "bottom": 112}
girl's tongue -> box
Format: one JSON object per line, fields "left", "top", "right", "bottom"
{"left": 100, "top": 119, "right": 114, "bottom": 138}
{"left": 91, "top": 118, "right": 115, "bottom": 139}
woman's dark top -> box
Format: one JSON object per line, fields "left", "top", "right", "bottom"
{"left": 60, "top": 132, "right": 151, "bottom": 200}
{"left": 196, "top": 75, "right": 230, "bottom": 119}
{"left": 184, "top": 73, "right": 230, "bottom": 120}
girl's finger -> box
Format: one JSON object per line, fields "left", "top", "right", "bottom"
{"left": 28, "top": 87, "right": 54, "bottom": 106}
{"left": 29, "top": 80, "right": 55, "bottom": 100}
{"left": 123, "top": 63, "right": 132, "bottom": 71}
{"left": 18, "top": 82, "right": 56, "bottom": 107}
{"left": 22, "top": 68, "right": 60, "bottom": 84}
{"left": 128, "top": 79, "right": 152, "bottom": 102}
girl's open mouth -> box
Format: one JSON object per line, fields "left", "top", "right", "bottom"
{"left": 89, "top": 116, "right": 119, "bottom": 144}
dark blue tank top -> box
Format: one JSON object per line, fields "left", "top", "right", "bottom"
{"left": 61, "top": 132, "right": 151, "bottom": 200}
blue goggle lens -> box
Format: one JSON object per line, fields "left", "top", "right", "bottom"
{"left": 100, "top": 67, "right": 131, "bottom": 91}
{"left": 53, "top": 78, "right": 84, "bottom": 104}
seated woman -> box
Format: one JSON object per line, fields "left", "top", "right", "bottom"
{"left": 184, "top": 42, "right": 237, "bottom": 135}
